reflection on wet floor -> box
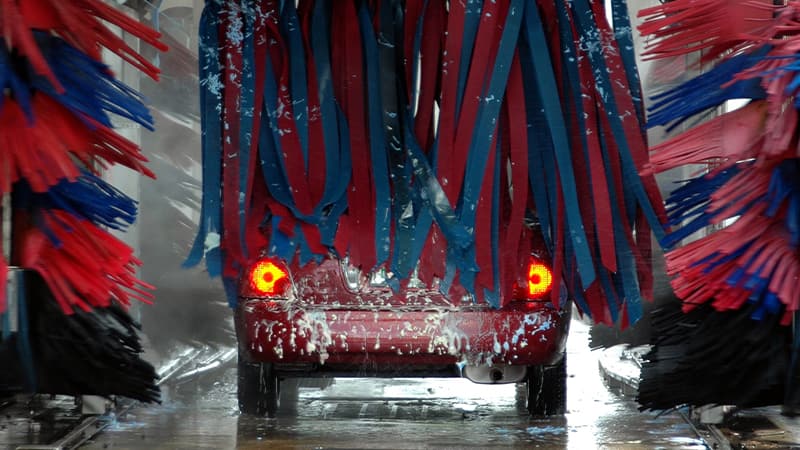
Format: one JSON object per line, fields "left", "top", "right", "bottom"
{"left": 78, "top": 320, "right": 704, "bottom": 449}
{"left": 0, "top": 396, "right": 86, "bottom": 449}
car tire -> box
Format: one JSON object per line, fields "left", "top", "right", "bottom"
{"left": 238, "top": 359, "right": 278, "bottom": 417}
{"left": 525, "top": 354, "right": 567, "bottom": 416}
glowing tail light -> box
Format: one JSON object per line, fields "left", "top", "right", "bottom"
{"left": 248, "top": 258, "right": 290, "bottom": 297}
{"left": 527, "top": 259, "right": 553, "bottom": 298}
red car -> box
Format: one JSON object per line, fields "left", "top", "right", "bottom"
{"left": 235, "top": 226, "right": 571, "bottom": 417}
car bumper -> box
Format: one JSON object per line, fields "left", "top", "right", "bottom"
{"left": 236, "top": 300, "right": 570, "bottom": 368}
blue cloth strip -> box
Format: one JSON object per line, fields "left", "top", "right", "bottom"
{"left": 260, "top": 52, "right": 297, "bottom": 209}
{"left": 484, "top": 130, "right": 503, "bottom": 308}
{"left": 610, "top": 0, "right": 645, "bottom": 129}
{"left": 518, "top": 44, "right": 554, "bottom": 253}
{"left": 185, "top": 0, "right": 223, "bottom": 277}
{"left": 455, "top": 0, "right": 482, "bottom": 122}
{"left": 239, "top": 5, "right": 256, "bottom": 259}
{"left": 409, "top": 0, "right": 429, "bottom": 108}
{"left": 310, "top": 1, "right": 351, "bottom": 229}
{"left": 373, "top": 0, "right": 415, "bottom": 280}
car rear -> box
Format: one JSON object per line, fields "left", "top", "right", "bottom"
{"left": 237, "top": 257, "right": 570, "bottom": 370}
{"left": 234, "top": 237, "right": 572, "bottom": 417}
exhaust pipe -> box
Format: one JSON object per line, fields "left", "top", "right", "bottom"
{"left": 462, "top": 364, "right": 527, "bottom": 384}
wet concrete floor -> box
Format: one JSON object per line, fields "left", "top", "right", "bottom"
{"left": 76, "top": 320, "right": 704, "bottom": 449}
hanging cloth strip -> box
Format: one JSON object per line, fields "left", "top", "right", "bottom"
{"left": 190, "top": 0, "right": 665, "bottom": 322}
{"left": 376, "top": 0, "right": 415, "bottom": 281}
{"left": 521, "top": 0, "right": 594, "bottom": 296}
{"left": 218, "top": 0, "right": 246, "bottom": 280}
{"left": 185, "top": 0, "right": 224, "bottom": 276}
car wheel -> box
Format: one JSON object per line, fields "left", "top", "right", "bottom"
{"left": 238, "top": 359, "right": 278, "bottom": 417}
{"left": 526, "top": 354, "right": 567, "bottom": 416}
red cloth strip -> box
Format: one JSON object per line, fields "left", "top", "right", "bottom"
{"left": 474, "top": 127, "right": 499, "bottom": 294}
{"left": 500, "top": 53, "right": 529, "bottom": 305}
{"left": 332, "top": 0, "right": 376, "bottom": 269}
{"left": 299, "top": 5, "right": 327, "bottom": 207}
{"left": 576, "top": 40, "right": 617, "bottom": 274}
{"left": 551, "top": 168, "right": 565, "bottom": 308}
{"left": 459, "top": 0, "right": 509, "bottom": 299}
{"left": 435, "top": 1, "right": 466, "bottom": 207}
{"left": 416, "top": 1, "right": 448, "bottom": 284}
{"left": 414, "top": 0, "right": 444, "bottom": 151}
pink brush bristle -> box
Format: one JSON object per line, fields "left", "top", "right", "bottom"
{"left": 638, "top": 0, "right": 775, "bottom": 63}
